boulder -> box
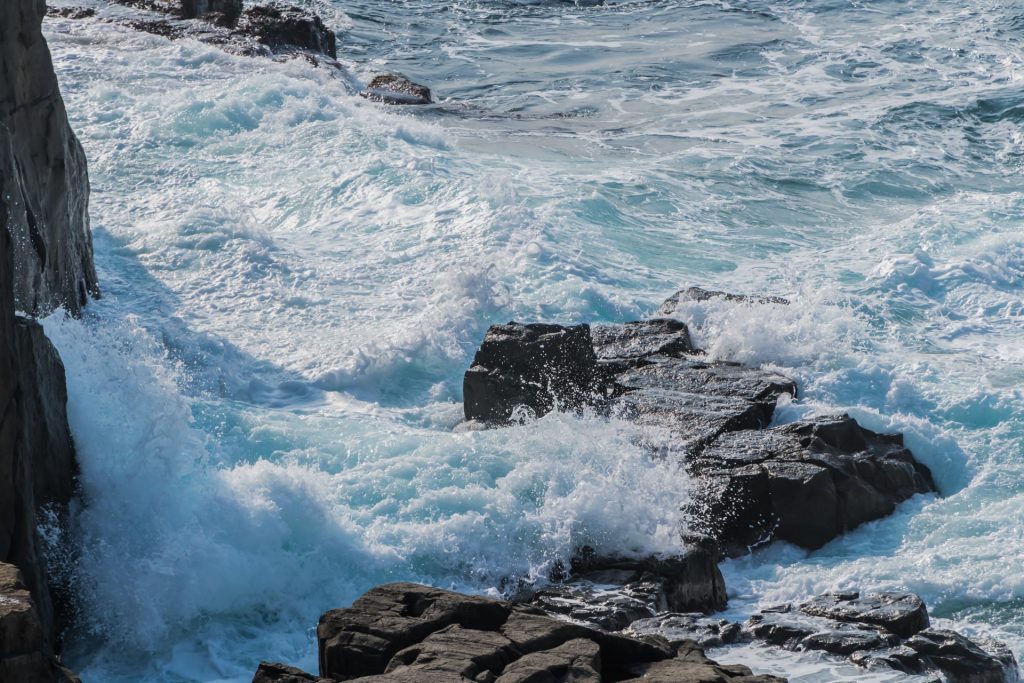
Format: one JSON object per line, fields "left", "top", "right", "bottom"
{"left": 626, "top": 640, "right": 786, "bottom": 682}
{"left": 310, "top": 582, "right": 758, "bottom": 682}
{"left": 360, "top": 74, "right": 433, "bottom": 105}
{"left": 687, "top": 415, "right": 936, "bottom": 552}
{"left": 464, "top": 323, "right": 601, "bottom": 423}
{"left": 236, "top": 4, "right": 338, "bottom": 59}
{"left": 746, "top": 592, "right": 1018, "bottom": 682}
{"left": 181, "top": 0, "right": 241, "bottom": 22}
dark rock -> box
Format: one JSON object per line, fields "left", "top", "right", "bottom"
{"left": 45, "top": 7, "right": 97, "bottom": 19}
{"left": 1, "top": 3, "right": 88, "bottom": 675}
{"left": 463, "top": 323, "right": 601, "bottom": 423}
{"left": 628, "top": 613, "right": 746, "bottom": 649}
{"left": 799, "top": 591, "right": 929, "bottom": 638}
{"left": 591, "top": 318, "right": 694, "bottom": 365}
{"left": 1, "top": 0, "right": 99, "bottom": 315}
{"left": 906, "top": 629, "right": 1018, "bottom": 683}
{"left": 360, "top": 74, "right": 433, "bottom": 105}
{"left": 181, "top": 0, "right": 242, "bottom": 22}
{"left": 313, "top": 582, "right": 758, "bottom": 683}
{"left": 0, "top": 564, "right": 79, "bottom": 683}
{"left": 236, "top": 4, "right": 337, "bottom": 59}
{"left": 657, "top": 287, "right": 789, "bottom": 316}
{"left": 747, "top": 593, "right": 1018, "bottom": 682}
{"left": 688, "top": 415, "right": 936, "bottom": 551}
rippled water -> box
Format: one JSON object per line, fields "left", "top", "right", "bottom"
{"left": 41, "top": 0, "right": 1024, "bottom": 680}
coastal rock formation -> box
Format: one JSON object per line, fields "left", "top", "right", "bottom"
{"left": 2, "top": 0, "right": 98, "bottom": 316}
{"left": 528, "top": 545, "right": 727, "bottom": 630}
{"left": 462, "top": 311, "right": 935, "bottom": 553}
{"left": 94, "top": 0, "right": 339, "bottom": 60}
{"left": 2, "top": 0, "right": 92, "bottom": 678}
{"left": 251, "top": 582, "right": 786, "bottom": 682}
{"left": 0, "top": 564, "right": 79, "bottom": 683}
{"left": 360, "top": 74, "right": 433, "bottom": 105}
{"left": 657, "top": 287, "right": 789, "bottom": 315}
{"left": 745, "top": 591, "right": 1017, "bottom": 682}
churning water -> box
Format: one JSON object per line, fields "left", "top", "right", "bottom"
{"left": 40, "top": 0, "right": 1024, "bottom": 680}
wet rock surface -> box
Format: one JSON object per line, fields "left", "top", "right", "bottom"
{"left": 255, "top": 582, "right": 785, "bottom": 682}
{"left": 360, "top": 74, "right": 433, "bottom": 105}
{"left": 463, "top": 301, "right": 935, "bottom": 553}
{"left": 744, "top": 591, "right": 1018, "bottom": 682}
{"left": 657, "top": 287, "right": 790, "bottom": 315}
{"left": 0, "top": 563, "right": 79, "bottom": 683}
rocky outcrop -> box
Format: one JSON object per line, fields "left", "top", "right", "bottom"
{"left": 462, "top": 309, "right": 934, "bottom": 554}
{"left": 98, "top": 0, "right": 339, "bottom": 60}
{"left": 251, "top": 582, "right": 785, "bottom": 682}
{"left": 359, "top": 74, "right": 433, "bottom": 105}
{"left": 1, "top": 0, "right": 98, "bottom": 316}
{"left": 1, "top": 1, "right": 92, "bottom": 679}
{"left": 657, "top": 287, "right": 789, "bottom": 315}
{"left": 0, "top": 564, "right": 79, "bottom": 683}
{"left": 744, "top": 591, "right": 1017, "bottom": 683}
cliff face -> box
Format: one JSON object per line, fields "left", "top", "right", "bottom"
{"left": 1, "top": 0, "right": 98, "bottom": 318}
{"left": 0, "top": 0, "right": 94, "bottom": 675}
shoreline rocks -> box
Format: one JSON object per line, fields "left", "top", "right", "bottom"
{"left": 359, "top": 74, "right": 433, "bottom": 105}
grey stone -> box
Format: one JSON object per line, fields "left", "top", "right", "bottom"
{"left": 360, "top": 74, "right": 433, "bottom": 105}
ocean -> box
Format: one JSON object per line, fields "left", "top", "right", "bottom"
{"left": 40, "top": 0, "right": 1024, "bottom": 680}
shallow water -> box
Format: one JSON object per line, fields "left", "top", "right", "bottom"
{"left": 40, "top": 0, "right": 1024, "bottom": 680}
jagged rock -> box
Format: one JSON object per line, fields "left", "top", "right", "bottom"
{"left": 1, "top": 3, "right": 87, "bottom": 674}
{"left": 252, "top": 661, "right": 329, "bottom": 682}
{"left": 529, "top": 547, "right": 727, "bottom": 630}
{"left": 0, "top": 564, "right": 79, "bottom": 683}
{"left": 236, "top": 4, "right": 337, "bottom": 59}
{"left": 360, "top": 74, "right": 433, "bottom": 105}
{"left": 463, "top": 323, "right": 601, "bottom": 423}
{"left": 657, "top": 287, "right": 789, "bottom": 316}
{"left": 747, "top": 592, "right": 1018, "bottom": 682}
{"left": 312, "top": 583, "right": 760, "bottom": 683}
{"left": 591, "top": 319, "right": 694, "bottom": 365}
{"left": 628, "top": 613, "right": 745, "bottom": 649}
{"left": 45, "top": 6, "right": 97, "bottom": 19}
{"left": 609, "top": 357, "right": 796, "bottom": 452}
{"left": 687, "top": 415, "right": 935, "bottom": 551}
{"left": 799, "top": 591, "right": 929, "bottom": 638}
{"left": 1, "top": 0, "right": 99, "bottom": 315}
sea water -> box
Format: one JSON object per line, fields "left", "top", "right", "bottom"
{"left": 39, "top": 0, "right": 1024, "bottom": 680}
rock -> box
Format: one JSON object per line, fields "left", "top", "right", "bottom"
{"left": 628, "top": 613, "right": 746, "bottom": 649}
{"left": 799, "top": 591, "right": 929, "bottom": 638}
{"left": 747, "top": 592, "right": 1018, "bottom": 682}
{"left": 906, "top": 629, "right": 1018, "bottom": 683}
{"left": 687, "top": 415, "right": 936, "bottom": 551}
{"left": 624, "top": 640, "right": 786, "bottom": 682}
{"left": 360, "top": 74, "right": 433, "bottom": 105}
{"left": 657, "top": 287, "right": 789, "bottom": 316}
{"left": 463, "top": 323, "right": 601, "bottom": 423}
{"left": 1, "top": 0, "right": 99, "bottom": 315}
{"left": 312, "top": 582, "right": 759, "bottom": 683}
{"left": 181, "top": 0, "right": 242, "bottom": 22}
{"left": 1, "top": 2, "right": 88, "bottom": 674}
{"left": 45, "top": 7, "right": 97, "bottom": 19}
{"left": 0, "top": 564, "right": 79, "bottom": 683}
{"left": 236, "top": 4, "right": 338, "bottom": 59}
{"left": 591, "top": 318, "right": 694, "bottom": 366}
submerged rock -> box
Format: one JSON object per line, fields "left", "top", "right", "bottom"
{"left": 360, "top": 74, "right": 433, "bottom": 105}
{"left": 747, "top": 591, "right": 1018, "bottom": 682}
{"left": 657, "top": 286, "right": 789, "bottom": 316}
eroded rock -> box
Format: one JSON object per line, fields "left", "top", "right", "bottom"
{"left": 0, "top": 564, "right": 79, "bottom": 683}
{"left": 657, "top": 287, "right": 789, "bottom": 316}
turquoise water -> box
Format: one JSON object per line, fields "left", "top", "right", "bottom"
{"left": 41, "top": 0, "right": 1024, "bottom": 680}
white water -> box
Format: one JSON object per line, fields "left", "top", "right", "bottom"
{"left": 40, "top": 0, "right": 1024, "bottom": 679}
